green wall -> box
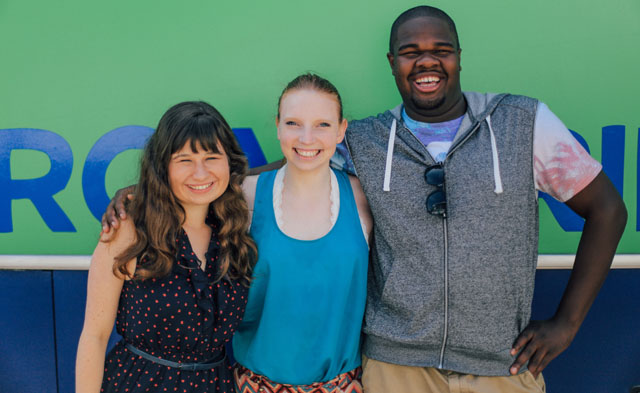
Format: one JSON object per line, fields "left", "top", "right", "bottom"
{"left": 1, "top": 0, "right": 638, "bottom": 255}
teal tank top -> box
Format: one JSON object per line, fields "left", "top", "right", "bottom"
{"left": 232, "top": 169, "right": 368, "bottom": 384}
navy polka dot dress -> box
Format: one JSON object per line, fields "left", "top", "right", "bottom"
{"left": 101, "top": 217, "right": 248, "bottom": 393}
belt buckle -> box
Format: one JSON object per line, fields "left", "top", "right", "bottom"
{"left": 178, "top": 363, "right": 197, "bottom": 372}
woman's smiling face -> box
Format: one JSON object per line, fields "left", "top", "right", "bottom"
{"left": 168, "top": 140, "right": 230, "bottom": 209}
{"left": 276, "top": 88, "right": 347, "bottom": 172}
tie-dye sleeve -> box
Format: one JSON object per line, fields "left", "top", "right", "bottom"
{"left": 533, "top": 103, "right": 602, "bottom": 202}
{"left": 331, "top": 140, "right": 357, "bottom": 176}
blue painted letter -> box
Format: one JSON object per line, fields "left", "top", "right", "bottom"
{"left": 0, "top": 129, "right": 75, "bottom": 232}
{"left": 601, "top": 125, "right": 625, "bottom": 196}
{"left": 82, "top": 126, "right": 154, "bottom": 221}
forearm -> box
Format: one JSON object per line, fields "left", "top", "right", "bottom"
{"left": 76, "top": 332, "right": 109, "bottom": 393}
{"left": 248, "top": 158, "right": 285, "bottom": 176}
{"left": 554, "top": 199, "right": 627, "bottom": 329}
{"left": 510, "top": 172, "right": 626, "bottom": 376}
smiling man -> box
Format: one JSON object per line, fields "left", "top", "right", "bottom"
{"left": 334, "top": 5, "right": 627, "bottom": 393}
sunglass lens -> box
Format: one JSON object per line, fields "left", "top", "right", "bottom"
{"left": 426, "top": 190, "right": 446, "bottom": 215}
{"left": 425, "top": 167, "right": 444, "bottom": 186}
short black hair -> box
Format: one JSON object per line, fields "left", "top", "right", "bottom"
{"left": 389, "top": 6, "right": 460, "bottom": 53}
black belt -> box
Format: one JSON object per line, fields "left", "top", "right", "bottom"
{"left": 125, "top": 343, "right": 226, "bottom": 371}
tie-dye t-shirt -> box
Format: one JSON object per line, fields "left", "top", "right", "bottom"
{"left": 333, "top": 103, "right": 601, "bottom": 202}
{"left": 401, "top": 109, "right": 463, "bottom": 163}
{"left": 532, "top": 103, "right": 602, "bottom": 201}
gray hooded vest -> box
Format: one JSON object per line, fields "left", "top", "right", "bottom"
{"left": 346, "top": 92, "right": 539, "bottom": 376}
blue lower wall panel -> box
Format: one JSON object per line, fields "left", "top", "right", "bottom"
{"left": 0, "top": 270, "right": 57, "bottom": 393}
{"left": 53, "top": 270, "right": 121, "bottom": 393}
{"left": 2, "top": 268, "right": 639, "bottom": 393}
{"left": 531, "top": 269, "right": 640, "bottom": 392}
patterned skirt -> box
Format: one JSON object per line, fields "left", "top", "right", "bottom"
{"left": 234, "top": 364, "right": 363, "bottom": 393}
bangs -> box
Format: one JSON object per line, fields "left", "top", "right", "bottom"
{"left": 170, "top": 114, "right": 224, "bottom": 155}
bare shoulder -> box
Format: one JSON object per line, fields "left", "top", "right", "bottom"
{"left": 242, "top": 175, "right": 259, "bottom": 212}
{"left": 348, "top": 175, "right": 367, "bottom": 206}
{"left": 92, "top": 218, "right": 137, "bottom": 278}
{"left": 348, "top": 175, "right": 373, "bottom": 233}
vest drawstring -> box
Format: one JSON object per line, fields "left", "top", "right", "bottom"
{"left": 486, "top": 114, "right": 504, "bottom": 194}
{"left": 383, "top": 119, "right": 397, "bottom": 192}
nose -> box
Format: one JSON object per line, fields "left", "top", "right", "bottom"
{"left": 192, "top": 160, "right": 208, "bottom": 179}
{"left": 299, "top": 126, "right": 314, "bottom": 144}
{"left": 416, "top": 51, "right": 439, "bottom": 68}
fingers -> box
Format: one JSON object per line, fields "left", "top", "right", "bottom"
{"left": 511, "top": 327, "right": 533, "bottom": 356}
{"left": 101, "top": 213, "right": 110, "bottom": 233}
{"left": 510, "top": 343, "right": 534, "bottom": 375}
{"left": 510, "top": 329, "right": 535, "bottom": 375}
{"left": 99, "top": 228, "right": 115, "bottom": 243}
{"left": 525, "top": 345, "right": 548, "bottom": 377}
{"left": 114, "top": 194, "right": 130, "bottom": 220}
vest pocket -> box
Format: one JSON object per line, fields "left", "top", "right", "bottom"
{"left": 446, "top": 273, "right": 528, "bottom": 353}
{"left": 365, "top": 258, "right": 444, "bottom": 344}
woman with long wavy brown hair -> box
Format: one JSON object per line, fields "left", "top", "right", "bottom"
{"left": 76, "top": 101, "right": 256, "bottom": 393}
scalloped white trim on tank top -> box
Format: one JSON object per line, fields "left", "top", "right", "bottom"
{"left": 273, "top": 164, "right": 369, "bottom": 245}
{"left": 273, "top": 164, "right": 339, "bottom": 230}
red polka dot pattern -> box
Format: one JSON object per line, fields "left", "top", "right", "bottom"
{"left": 101, "top": 216, "right": 248, "bottom": 393}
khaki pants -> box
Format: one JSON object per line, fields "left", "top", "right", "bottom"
{"left": 362, "top": 355, "right": 545, "bottom": 393}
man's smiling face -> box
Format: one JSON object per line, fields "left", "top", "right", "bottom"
{"left": 388, "top": 16, "right": 465, "bottom": 123}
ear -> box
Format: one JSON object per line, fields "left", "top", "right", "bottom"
{"left": 458, "top": 48, "right": 462, "bottom": 71}
{"left": 387, "top": 52, "right": 396, "bottom": 74}
{"left": 336, "top": 118, "right": 348, "bottom": 144}
{"left": 276, "top": 117, "right": 281, "bottom": 140}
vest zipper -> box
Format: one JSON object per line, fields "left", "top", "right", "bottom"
{"left": 447, "top": 121, "right": 482, "bottom": 159}
{"left": 438, "top": 217, "right": 448, "bottom": 368}
{"left": 437, "top": 121, "right": 481, "bottom": 369}
{"left": 393, "top": 116, "right": 483, "bottom": 369}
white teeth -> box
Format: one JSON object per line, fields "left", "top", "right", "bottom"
{"left": 188, "top": 183, "right": 212, "bottom": 190}
{"left": 295, "top": 149, "right": 320, "bottom": 157}
{"left": 416, "top": 76, "right": 440, "bottom": 83}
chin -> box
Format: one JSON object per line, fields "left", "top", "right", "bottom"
{"left": 413, "top": 96, "right": 446, "bottom": 111}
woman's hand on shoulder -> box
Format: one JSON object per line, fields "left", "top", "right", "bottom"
{"left": 349, "top": 175, "right": 373, "bottom": 241}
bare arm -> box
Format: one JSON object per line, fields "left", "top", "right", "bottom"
{"left": 242, "top": 175, "right": 258, "bottom": 227}
{"left": 248, "top": 158, "right": 285, "bottom": 176}
{"left": 76, "top": 220, "right": 136, "bottom": 393}
{"left": 510, "top": 171, "right": 627, "bottom": 377}
{"left": 349, "top": 175, "right": 373, "bottom": 243}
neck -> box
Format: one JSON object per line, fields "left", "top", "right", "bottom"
{"left": 283, "top": 164, "right": 332, "bottom": 197}
{"left": 180, "top": 204, "right": 209, "bottom": 230}
{"left": 406, "top": 93, "right": 467, "bottom": 123}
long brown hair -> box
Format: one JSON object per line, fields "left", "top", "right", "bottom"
{"left": 114, "top": 101, "right": 256, "bottom": 282}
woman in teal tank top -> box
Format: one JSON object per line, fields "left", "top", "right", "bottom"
{"left": 232, "top": 74, "right": 372, "bottom": 393}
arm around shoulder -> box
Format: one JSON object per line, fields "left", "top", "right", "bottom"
{"left": 76, "top": 219, "right": 137, "bottom": 393}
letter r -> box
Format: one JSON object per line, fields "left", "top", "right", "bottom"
{"left": 0, "top": 128, "right": 75, "bottom": 232}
